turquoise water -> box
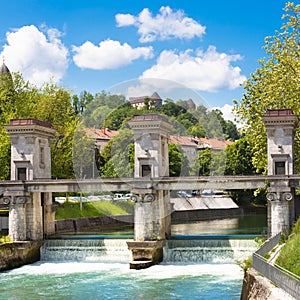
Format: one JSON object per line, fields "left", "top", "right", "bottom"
{"left": 0, "top": 262, "right": 243, "bottom": 299}
{"left": 0, "top": 215, "right": 266, "bottom": 299}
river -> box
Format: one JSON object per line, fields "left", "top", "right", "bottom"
{"left": 0, "top": 215, "right": 267, "bottom": 300}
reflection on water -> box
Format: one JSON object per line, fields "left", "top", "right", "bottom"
{"left": 55, "top": 214, "right": 267, "bottom": 239}
{"left": 172, "top": 215, "right": 267, "bottom": 236}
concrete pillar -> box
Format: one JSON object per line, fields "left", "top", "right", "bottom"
{"left": 4, "top": 119, "right": 56, "bottom": 241}
{"left": 127, "top": 114, "right": 172, "bottom": 269}
{"left": 131, "top": 193, "right": 155, "bottom": 241}
{"left": 4, "top": 195, "right": 30, "bottom": 241}
{"left": 43, "top": 192, "right": 56, "bottom": 237}
{"left": 266, "top": 192, "right": 293, "bottom": 236}
{"left": 263, "top": 109, "right": 299, "bottom": 236}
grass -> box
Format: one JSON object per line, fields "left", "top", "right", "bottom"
{"left": 0, "top": 235, "right": 10, "bottom": 244}
{"left": 276, "top": 217, "right": 300, "bottom": 276}
{"left": 55, "top": 200, "right": 134, "bottom": 220}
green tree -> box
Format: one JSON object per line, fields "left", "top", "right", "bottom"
{"left": 187, "top": 122, "right": 206, "bottom": 137}
{"left": 52, "top": 118, "right": 79, "bottom": 179}
{"left": 102, "top": 102, "right": 135, "bottom": 130}
{"left": 83, "top": 91, "right": 126, "bottom": 127}
{"left": 72, "top": 123, "right": 97, "bottom": 179}
{"left": 0, "top": 72, "right": 77, "bottom": 179}
{"left": 225, "top": 137, "right": 255, "bottom": 175}
{"left": 224, "top": 138, "right": 261, "bottom": 205}
{"left": 100, "top": 129, "right": 134, "bottom": 178}
{"left": 192, "top": 149, "right": 212, "bottom": 176}
{"left": 0, "top": 127, "right": 11, "bottom": 180}
{"left": 234, "top": 2, "right": 300, "bottom": 173}
{"left": 168, "top": 143, "right": 190, "bottom": 176}
{"left": 79, "top": 90, "right": 94, "bottom": 114}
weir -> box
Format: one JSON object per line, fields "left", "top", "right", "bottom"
{"left": 41, "top": 239, "right": 132, "bottom": 262}
{"left": 165, "top": 238, "right": 258, "bottom": 262}
{"left": 40, "top": 237, "right": 258, "bottom": 264}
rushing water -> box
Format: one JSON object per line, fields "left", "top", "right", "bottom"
{"left": 0, "top": 262, "right": 244, "bottom": 299}
{"left": 0, "top": 237, "right": 258, "bottom": 300}
{"left": 0, "top": 215, "right": 266, "bottom": 299}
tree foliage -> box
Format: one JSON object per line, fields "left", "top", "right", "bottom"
{"left": 0, "top": 71, "right": 76, "bottom": 179}
{"left": 168, "top": 143, "right": 190, "bottom": 176}
{"left": 234, "top": 2, "right": 300, "bottom": 173}
{"left": 0, "top": 66, "right": 240, "bottom": 180}
{"left": 83, "top": 94, "right": 240, "bottom": 140}
{"left": 99, "top": 129, "right": 134, "bottom": 178}
{"left": 225, "top": 137, "right": 256, "bottom": 175}
{"left": 191, "top": 149, "right": 212, "bottom": 176}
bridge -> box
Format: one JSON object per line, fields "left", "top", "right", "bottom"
{"left": 1, "top": 110, "right": 299, "bottom": 269}
{"left": 2, "top": 174, "right": 300, "bottom": 192}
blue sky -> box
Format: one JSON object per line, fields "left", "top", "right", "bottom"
{"left": 0, "top": 0, "right": 288, "bottom": 120}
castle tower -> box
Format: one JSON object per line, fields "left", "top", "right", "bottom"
{"left": 262, "top": 109, "right": 299, "bottom": 236}
{"left": 4, "top": 119, "right": 56, "bottom": 241}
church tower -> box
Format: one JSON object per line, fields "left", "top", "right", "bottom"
{"left": 0, "top": 58, "right": 12, "bottom": 80}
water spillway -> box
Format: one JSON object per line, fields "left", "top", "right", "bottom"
{"left": 41, "top": 239, "right": 133, "bottom": 262}
{"left": 164, "top": 237, "right": 258, "bottom": 263}
{"left": 41, "top": 236, "right": 258, "bottom": 263}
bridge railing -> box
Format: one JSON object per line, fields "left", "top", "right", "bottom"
{"left": 252, "top": 233, "right": 300, "bottom": 299}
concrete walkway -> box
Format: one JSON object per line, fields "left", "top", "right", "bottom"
{"left": 170, "top": 196, "right": 238, "bottom": 211}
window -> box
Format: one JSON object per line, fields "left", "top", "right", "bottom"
{"left": 17, "top": 168, "right": 27, "bottom": 180}
{"left": 142, "top": 165, "right": 151, "bottom": 177}
{"left": 40, "top": 146, "right": 45, "bottom": 164}
{"left": 275, "top": 161, "right": 285, "bottom": 175}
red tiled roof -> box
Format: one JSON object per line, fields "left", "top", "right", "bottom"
{"left": 197, "top": 137, "right": 233, "bottom": 149}
{"left": 85, "top": 128, "right": 119, "bottom": 140}
{"left": 85, "top": 127, "right": 233, "bottom": 150}
{"left": 129, "top": 92, "right": 162, "bottom": 104}
{"left": 170, "top": 135, "right": 198, "bottom": 147}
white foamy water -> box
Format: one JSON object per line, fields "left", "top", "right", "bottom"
{"left": 6, "top": 261, "right": 243, "bottom": 281}
{"left": 2, "top": 261, "right": 244, "bottom": 299}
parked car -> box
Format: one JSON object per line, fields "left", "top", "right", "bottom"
{"left": 55, "top": 197, "right": 66, "bottom": 203}
{"left": 213, "top": 190, "right": 225, "bottom": 196}
{"left": 113, "top": 193, "right": 124, "bottom": 200}
{"left": 122, "top": 193, "right": 132, "bottom": 200}
{"left": 177, "top": 191, "right": 192, "bottom": 198}
{"left": 87, "top": 195, "right": 103, "bottom": 201}
{"left": 201, "top": 189, "right": 213, "bottom": 196}
{"left": 192, "top": 190, "right": 200, "bottom": 196}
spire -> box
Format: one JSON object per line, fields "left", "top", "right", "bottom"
{"left": 0, "top": 57, "right": 10, "bottom": 75}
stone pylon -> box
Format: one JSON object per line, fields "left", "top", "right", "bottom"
{"left": 262, "top": 109, "right": 299, "bottom": 236}
{"left": 4, "top": 119, "right": 56, "bottom": 241}
{"left": 127, "top": 114, "right": 172, "bottom": 269}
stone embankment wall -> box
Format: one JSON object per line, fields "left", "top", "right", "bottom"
{"left": 172, "top": 206, "right": 266, "bottom": 222}
{"left": 55, "top": 207, "right": 267, "bottom": 233}
{"left": 241, "top": 268, "right": 296, "bottom": 300}
{"left": 0, "top": 241, "right": 43, "bottom": 271}
{"left": 55, "top": 215, "right": 134, "bottom": 233}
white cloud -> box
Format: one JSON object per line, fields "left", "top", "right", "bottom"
{"left": 212, "top": 104, "right": 246, "bottom": 128}
{"left": 1, "top": 25, "right": 68, "bottom": 86}
{"left": 115, "top": 13, "right": 136, "bottom": 26}
{"left": 72, "top": 39, "right": 153, "bottom": 70}
{"left": 116, "top": 6, "right": 206, "bottom": 43}
{"left": 212, "top": 104, "right": 236, "bottom": 122}
{"left": 140, "top": 46, "right": 247, "bottom": 92}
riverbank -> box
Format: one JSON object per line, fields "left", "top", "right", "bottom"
{"left": 241, "top": 268, "right": 296, "bottom": 300}
{"left": 0, "top": 241, "right": 42, "bottom": 272}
